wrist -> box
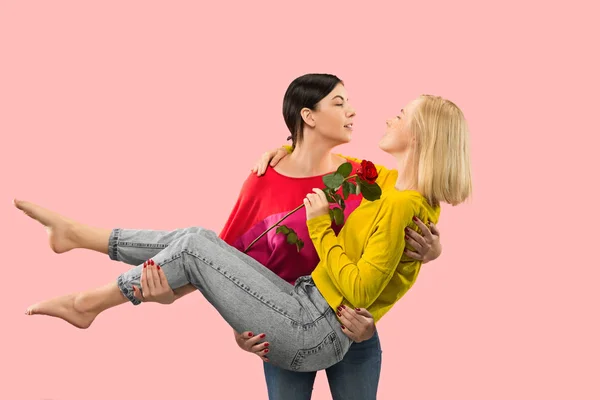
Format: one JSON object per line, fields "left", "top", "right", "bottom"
{"left": 307, "top": 213, "right": 331, "bottom": 225}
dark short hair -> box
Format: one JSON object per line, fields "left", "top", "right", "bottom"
{"left": 282, "top": 73, "right": 343, "bottom": 147}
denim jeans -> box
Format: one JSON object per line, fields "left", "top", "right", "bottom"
{"left": 111, "top": 227, "right": 353, "bottom": 372}
{"left": 264, "top": 329, "right": 382, "bottom": 399}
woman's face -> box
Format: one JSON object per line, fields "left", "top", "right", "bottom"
{"left": 379, "top": 99, "right": 419, "bottom": 155}
{"left": 309, "top": 83, "right": 356, "bottom": 145}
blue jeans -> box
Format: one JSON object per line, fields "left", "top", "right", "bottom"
{"left": 264, "top": 329, "right": 382, "bottom": 400}
{"left": 111, "top": 227, "right": 352, "bottom": 372}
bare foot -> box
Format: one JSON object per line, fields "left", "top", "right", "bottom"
{"left": 25, "top": 292, "right": 98, "bottom": 329}
{"left": 13, "top": 199, "right": 79, "bottom": 253}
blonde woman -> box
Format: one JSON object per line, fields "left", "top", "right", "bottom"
{"left": 15, "top": 93, "right": 471, "bottom": 375}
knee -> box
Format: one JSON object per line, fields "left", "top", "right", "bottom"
{"left": 184, "top": 227, "right": 210, "bottom": 237}
{"left": 180, "top": 232, "right": 208, "bottom": 249}
{"left": 180, "top": 229, "right": 219, "bottom": 250}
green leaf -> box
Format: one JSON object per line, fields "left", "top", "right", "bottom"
{"left": 332, "top": 193, "right": 345, "bottom": 210}
{"left": 338, "top": 196, "right": 346, "bottom": 210}
{"left": 355, "top": 180, "right": 361, "bottom": 195}
{"left": 336, "top": 162, "right": 353, "bottom": 178}
{"left": 276, "top": 225, "right": 290, "bottom": 235}
{"left": 359, "top": 179, "right": 382, "bottom": 201}
{"left": 325, "top": 190, "right": 337, "bottom": 203}
{"left": 347, "top": 181, "right": 358, "bottom": 195}
{"left": 323, "top": 173, "right": 344, "bottom": 190}
{"left": 342, "top": 181, "right": 351, "bottom": 199}
{"left": 296, "top": 239, "right": 304, "bottom": 252}
{"left": 332, "top": 207, "right": 344, "bottom": 226}
{"left": 329, "top": 209, "right": 335, "bottom": 221}
{"left": 286, "top": 231, "right": 298, "bottom": 244}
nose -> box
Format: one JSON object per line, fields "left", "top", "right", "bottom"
{"left": 347, "top": 103, "right": 356, "bottom": 117}
{"left": 386, "top": 119, "right": 392, "bottom": 127}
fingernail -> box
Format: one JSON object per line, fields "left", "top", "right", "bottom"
{"left": 143, "top": 263, "right": 147, "bottom": 268}
{"left": 413, "top": 217, "right": 418, "bottom": 221}
{"left": 248, "top": 332, "right": 254, "bottom": 337}
{"left": 264, "top": 343, "right": 269, "bottom": 347}
{"left": 264, "top": 349, "right": 269, "bottom": 353}
{"left": 355, "top": 308, "right": 360, "bottom": 311}
{"left": 405, "top": 236, "right": 409, "bottom": 240}
{"left": 260, "top": 334, "right": 266, "bottom": 338}
{"left": 150, "top": 259, "right": 154, "bottom": 265}
{"left": 337, "top": 312, "right": 342, "bottom": 317}
{"left": 341, "top": 325, "right": 346, "bottom": 330}
{"left": 341, "top": 305, "right": 346, "bottom": 309}
{"left": 157, "top": 265, "right": 161, "bottom": 270}
{"left": 337, "top": 307, "right": 342, "bottom": 311}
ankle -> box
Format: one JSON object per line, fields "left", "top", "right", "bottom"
{"left": 66, "top": 222, "right": 82, "bottom": 248}
{"left": 73, "top": 292, "right": 93, "bottom": 314}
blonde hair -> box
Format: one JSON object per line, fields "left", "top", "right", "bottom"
{"left": 410, "top": 94, "right": 472, "bottom": 206}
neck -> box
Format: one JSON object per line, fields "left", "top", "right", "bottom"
{"left": 394, "top": 152, "right": 418, "bottom": 191}
{"left": 287, "top": 136, "right": 340, "bottom": 176}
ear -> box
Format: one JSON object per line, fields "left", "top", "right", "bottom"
{"left": 410, "top": 129, "right": 417, "bottom": 142}
{"left": 300, "top": 108, "right": 316, "bottom": 128}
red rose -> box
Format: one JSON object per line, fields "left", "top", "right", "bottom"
{"left": 357, "top": 160, "right": 378, "bottom": 184}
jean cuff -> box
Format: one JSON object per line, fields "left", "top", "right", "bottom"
{"left": 117, "top": 273, "right": 142, "bottom": 306}
{"left": 108, "top": 228, "right": 121, "bottom": 261}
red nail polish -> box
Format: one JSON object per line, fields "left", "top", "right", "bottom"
{"left": 341, "top": 325, "right": 346, "bottom": 330}
{"left": 337, "top": 312, "right": 342, "bottom": 317}
{"left": 264, "top": 343, "right": 269, "bottom": 347}
{"left": 341, "top": 305, "right": 346, "bottom": 309}
{"left": 157, "top": 265, "right": 161, "bottom": 270}
{"left": 150, "top": 259, "right": 154, "bottom": 265}
{"left": 337, "top": 307, "right": 342, "bottom": 311}
{"left": 264, "top": 349, "right": 269, "bottom": 353}
{"left": 248, "top": 332, "right": 254, "bottom": 337}
{"left": 260, "top": 334, "right": 266, "bottom": 338}
{"left": 413, "top": 217, "right": 418, "bottom": 221}
{"left": 355, "top": 308, "right": 360, "bottom": 311}
{"left": 143, "top": 263, "right": 147, "bottom": 268}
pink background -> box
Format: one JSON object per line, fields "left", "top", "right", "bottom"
{"left": 1, "top": 1, "right": 598, "bottom": 399}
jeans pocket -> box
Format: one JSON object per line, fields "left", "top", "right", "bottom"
{"left": 290, "top": 332, "right": 342, "bottom": 372}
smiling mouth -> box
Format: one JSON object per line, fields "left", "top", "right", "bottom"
{"left": 344, "top": 123, "right": 353, "bottom": 129}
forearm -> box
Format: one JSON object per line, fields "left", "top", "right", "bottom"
{"left": 318, "top": 233, "right": 388, "bottom": 308}
{"left": 308, "top": 217, "right": 388, "bottom": 307}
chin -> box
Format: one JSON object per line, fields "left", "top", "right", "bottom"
{"left": 378, "top": 137, "right": 387, "bottom": 151}
{"left": 336, "top": 134, "right": 352, "bottom": 144}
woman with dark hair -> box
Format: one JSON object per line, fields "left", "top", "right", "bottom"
{"left": 16, "top": 74, "right": 471, "bottom": 399}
